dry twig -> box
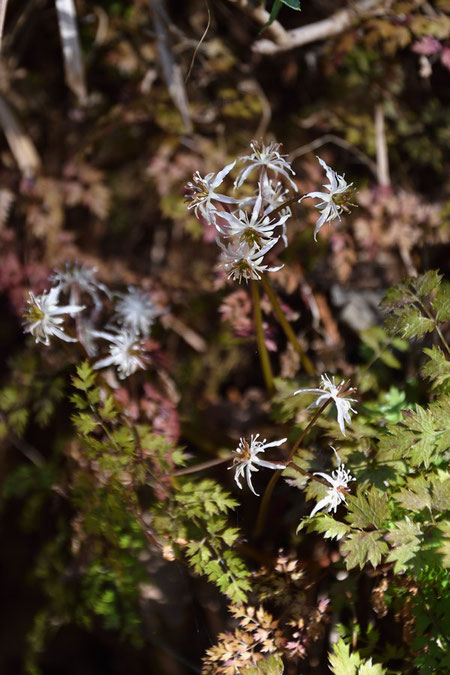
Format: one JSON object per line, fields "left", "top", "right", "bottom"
{"left": 0, "top": 0, "right": 8, "bottom": 52}
{"left": 0, "top": 95, "right": 41, "bottom": 176}
{"left": 250, "top": 0, "right": 385, "bottom": 54}
{"left": 226, "top": 0, "right": 290, "bottom": 45}
{"left": 374, "top": 103, "right": 391, "bottom": 187}
{"left": 55, "top": 0, "right": 88, "bottom": 105}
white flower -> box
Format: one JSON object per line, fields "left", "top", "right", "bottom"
{"left": 92, "top": 328, "right": 147, "bottom": 379}
{"left": 217, "top": 237, "right": 283, "bottom": 283}
{"left": 23, "top": 287, "right": 85, "bottom": 346}
{"left": 186, "top": 161, "right": 238, "bottom": 226}
{"left": 310, "top": 447, "right": 355, "bottom": 517}
{"left": 218, "top": 188, "right": 289, "bottom": 245}
{"left": 299, "top": 156, "right": 353, "bottom": 240}
{"left": 78, "top": 318, "right": 100, "bottom": 357}
{"left": 51, "top": 262, "right": 110, "bottom": 311}
{"left": 261, "top": 176, "right": 292, "bottom": 215}
{"left": 229, "top": 434, "right": 287, "bottom": 496}
{"left": 114, "top": 287, "right": 165, "bottom": 337}
{"left": 294, "top": 374, "right": 357, "bottom": 437}
{"left": 235, "top": 140, "right": 297, "bottom": 191}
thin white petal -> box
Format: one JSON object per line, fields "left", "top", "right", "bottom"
{"left": 310, "top": 495, "right": 332, "bottom": 518}
{"left": 213, "top": 160, "right": 236, "bottom": 187}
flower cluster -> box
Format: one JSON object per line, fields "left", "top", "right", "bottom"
{"left": 187, "top": 140, "right": 297, "bottom": 283}
{"left": 186, "top": 144, "right": 354, "bottom": 282}
{"left": 23, "top": 263, "right": 166, "bottom": 380}
{"left": 229, "top": 373, "right": 357, "bottom": 519}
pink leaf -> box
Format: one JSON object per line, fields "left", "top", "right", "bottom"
{"left": 412, "top": 37, "right": 441, "bottom": 55}
{"left": 440, "top": 47, "right": 450, "bottom": 70}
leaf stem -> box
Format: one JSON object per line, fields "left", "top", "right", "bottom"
{"left": 261, "top": 275, "right": 315, "bottom": 375}
{"left": 434, "top": 324, "right": 450, "bottom": 357}
{"left": 413, "top": 292, "right": 450, "bottom": 357}
{"left": 253, "top": 397, "right": 332, "bottom": 537}
{"left": 251, "top": 279, "right": 275, "bottom": 396}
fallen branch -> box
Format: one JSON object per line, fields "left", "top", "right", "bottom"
{"left": 251, "top": 0, "right": 385, "bottom": 55}
{"left": 226, "top": 0, "right": 290, "bottom": 45}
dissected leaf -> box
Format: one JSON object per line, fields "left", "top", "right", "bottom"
{"left": 413, "top": 270, "right": 443, "bottom": 298}
{"left": 422, "top": 346, "right": 450, "bottom": 387}
{"left": 345, "top": 488, "right": 391, "bottom": 529}
{"left": 309, "top": 514, "right": 350, "bottom": 540}
{"left": 385, "top": 310, "right": 435, "bottom": 340}
{"left": 244, "top": 654, "right": 284, "bottom": 674}
{"left": 393, "top": 475, "right": 432, "bottom": 511}
{"left": 386, "top": 519, "right": 422, "bottom": 572}
{"left": 341, "top": 530, "right": 388, "bottom": 569}
{"left": 329, "top": 638, "right": 386, "bottom": 674}
{"left": 432, "top": 282, "right": 450, "bottom": 322}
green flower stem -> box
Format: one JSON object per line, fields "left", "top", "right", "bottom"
{"left": 261, "top": 275, "right": 315, "bottom": 375}
{"left": 251, "top": 279, "right": 275, "bottom": 396}
{"left": 253, "top": 397, "right": 332, "bottom": 538}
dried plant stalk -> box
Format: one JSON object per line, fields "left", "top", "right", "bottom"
{"left": 55, "top": 0, "right": 88, "bottom": 105}
{"left": 0, "top": 0, "right": 8, "bottom": 52}
{"left": 150, "top": 0, "right": 192, "bottom": 134}
{"left": 0, "top": 95, "right": 41, "bottom": 176}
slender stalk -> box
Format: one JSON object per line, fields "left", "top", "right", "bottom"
{"left": 266, "top": 195, "right": 299, "bottom": 218}
{"left": 286, "top": 397, "right": 332, "bottom": 464}
{"left": 415, "top": 294, "right": 450, "bottom": 357}
{"left": 435, "top": 324, "right": 450, "bottom": 357}
{"left": 261, "top": 275, "right": 315, "bottom": 375}
{"left": 253, "top": 397, "right": 332, "bottom": 537}
{"left": 251, "top": 279, "right": 275, "bottom": 396}
{"left": 173, "top": 455, "right": 232, "bottom": 476}
{"left": 288, "top": 461, "right": 330, "bottom": 487}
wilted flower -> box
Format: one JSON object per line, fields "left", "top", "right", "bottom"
{"left": 300, "top": 157, "right": 353, "bottom": 240}
{"left": 229, "top": 434, "right": 287, "bottom": 496}
{"left": 51, "top": 262, "right": 110, "bottom": 311}
{"left": 217, "top": 237, "right": 283, "bottom": 283}
{"left": 92, "top": 328, "right": 147, "bottom": 379}
{"left": 234, "top": 140, "right": 297, "bottom": 191}
{"left": 218, "top": 189, "right": 289, "bottom": 245}
{"left": 23, "top": 287, "right": 85, "bottom": 346}
{"left": 185, "top": 161, "right": 238, "bottom": 226}
{"left": 114, "top": 286, "right": 165, "bottom": 337}
{"left": 294, "top": 374, "right": 357, "bottom": 436}
{"left": 310, "top": 447, "right": 355, "bottom": 517}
